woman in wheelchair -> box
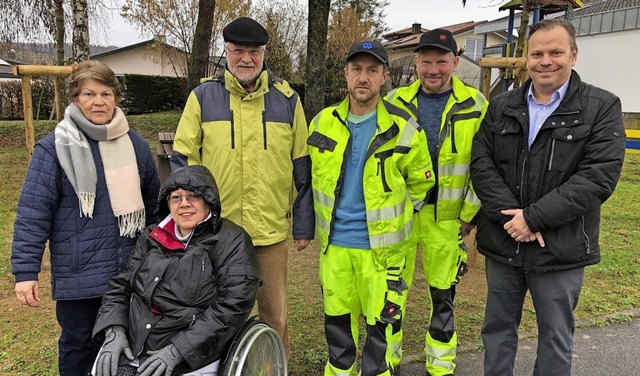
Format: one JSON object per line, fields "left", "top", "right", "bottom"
{"left": 91, "top": 165, "right": 260, "bottom": 376}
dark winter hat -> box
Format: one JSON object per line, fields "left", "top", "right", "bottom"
{"left": 414, "top": 28, "right": 458, "bottom": 56}
{"left": 157, "top": 165, "right": 221, "bottom": 220}
{"left": 223, "top": 17, "right": 269, "bottom": 46}
{"left": 346, "top": 40, "right": 389, "bottom": 66}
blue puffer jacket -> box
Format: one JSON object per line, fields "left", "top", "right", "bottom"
{"left": 11, "top": 130, "right": 160, "bottom": 300}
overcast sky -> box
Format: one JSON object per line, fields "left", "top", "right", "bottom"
{"left": 101, "top": 0, "right": 507, "bottom": 47}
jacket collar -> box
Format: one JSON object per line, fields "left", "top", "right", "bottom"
{"left": 508, "top": 70, "right": 582, "bottom": 112}
{"left": 223, "top": 69, "right": 271, "bottom": 98}
{"left": 332, "top": 96, "right": 397, "bottom": 133}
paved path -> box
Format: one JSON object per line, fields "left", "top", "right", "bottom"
{"left": 396, "top": 311, "right": 640, "bottom": 376}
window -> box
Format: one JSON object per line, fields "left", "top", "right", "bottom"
{"left": 464, "top": 38, "right": 484, "bottom": 61}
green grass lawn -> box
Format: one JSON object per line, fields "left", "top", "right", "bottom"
{"left": 0, "top": 116, "right": 638, "bottom": 375}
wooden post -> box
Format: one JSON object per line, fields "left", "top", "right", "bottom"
{"left": 478, "top": 57, "right": 527, "bottom": 99}
{"left": 54, "top": 78, "right": 63, "bottom": 122}
{"left": 20, "top": 77, "right": 35, "bottom": 157}
{"left": 12, "top": 64, "right": 76, "bottom": 159}
{"left": 481, "top": 67, "right": 492, "bottom": 99}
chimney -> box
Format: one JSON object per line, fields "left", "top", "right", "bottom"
{"left": 411, "top": 23, "right": 421, "bottom": 34}
{"left": 8, "top": 49, "right": 16, "bottom": 59}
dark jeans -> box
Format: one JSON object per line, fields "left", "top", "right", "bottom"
{"left": 481, "top": 258, "right": 584, "bottom": 376}
{"left": 56, "top": 297, "right": 102, "bottom": 376}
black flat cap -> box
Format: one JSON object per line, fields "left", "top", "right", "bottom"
{"left": 223, "top": 17, "right": 269, "bottom": 46}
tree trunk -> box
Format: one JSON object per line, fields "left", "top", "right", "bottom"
{"left": 513, "top": 0, "right": 537, "bottom": 88}
{"left": 54, "top": 0, "right": 65, "bottom": 66}
{"left": 53, "top": 0, "right": 65, "bottom": 121}
{"left": 304, "top": 0, "right": 331, "bottom": 121}
{"left": 72, "top": 0, "right": 90, "bottom": 62}
{"left": 187, "top": 0, "right": 216, "bottom": 93}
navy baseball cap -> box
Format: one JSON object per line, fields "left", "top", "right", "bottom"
{"left": 346, "top": 40, "right": 389, "bottom": 66}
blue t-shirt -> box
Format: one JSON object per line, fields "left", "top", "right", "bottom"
{"left": 329, "top": 110, "right": 377, "bottom": 249}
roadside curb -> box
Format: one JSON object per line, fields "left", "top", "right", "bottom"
{"left": 398, "top": 307, "right": 640, "bottom": 367}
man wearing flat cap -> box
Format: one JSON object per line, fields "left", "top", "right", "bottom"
{"left": 308, "top": 40, "right": 434, "bottom": 376}
{"left": 171, "top": 16, "right": 313, "bottom": 361}
{"left": 385, "top": 28, "right": 488, "bottom": 375}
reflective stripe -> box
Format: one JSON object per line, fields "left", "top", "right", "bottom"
{"left": 366, "top": 200, "right": 405, "bottom": 222}
{"left": 397, "top": 121, "right": 418, "bottom": 148}
{"left": 426, "top": 356, "right": 456, "bottom": 372}
{"left": 439, "top": 187, "right": 465, "bottom": 201}
{"left": 465, "top": 189, "right": 482, "bottom": 207}
{"left": 425, "top": 345, "right": 456, "bottom": 372}
{"left": 412, "top": 197, "right": 425, "bottom": 212}
{"left": 370, "top": 221, "right": 412, "bottom": 248}
{"left": 439, "top": 163, "right": 469, "bottom": 176}
{"left": 316, "top": 214, "right": 330, "bottom": 233}
{"left": 313, "top": 188, "right": 334, "bottom": 208}
{"left": 389, "top": 340, "right": 402, "bottom": 359}
{"left": 326, "top": 363, "right": 353, "bottom": 376}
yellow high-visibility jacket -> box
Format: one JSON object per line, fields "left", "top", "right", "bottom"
{"left": 171, "top": 69, "right": 314, "bottom": 246}
{"left": 308, "top": 96, "right": 435, "bottom": 270}
{"left": 385, "top": 76, "right": 488, "bottom": 222}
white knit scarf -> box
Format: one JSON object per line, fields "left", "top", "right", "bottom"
{"left": 54, "top": 103, "right": 145, "bottom": 238}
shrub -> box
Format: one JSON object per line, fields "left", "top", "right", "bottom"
{"left": 0, "top": 78, "right": 55, "bottom": 120}
{"left": 121, "top": 74, "right": 187, "bottom": 114}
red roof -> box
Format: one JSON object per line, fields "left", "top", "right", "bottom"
{"left": 384, "top": 20, "right": 488, "bottom": 50}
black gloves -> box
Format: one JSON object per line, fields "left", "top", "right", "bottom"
{"left": 95, "top": 325, "right": 134, "bottom": 376}
{"left": 137, "top": 343, "right": 184, "bottom": 376}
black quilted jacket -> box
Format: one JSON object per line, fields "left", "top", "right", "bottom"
{"left": 470, "top": 71, "right": 626, "bottom": 272}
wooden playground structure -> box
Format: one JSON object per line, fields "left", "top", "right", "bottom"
{"left": 12, "top": 64, "right": 76, "bottom": 157}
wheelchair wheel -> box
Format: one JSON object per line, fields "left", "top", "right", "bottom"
{"left": 220, "top": 317, "right": 287, "bottom": 376}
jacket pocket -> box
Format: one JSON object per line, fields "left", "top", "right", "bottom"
{"left": 307, "top": 131, "right": 337, "bottom": 153}
{"left": 548, "top": 124, "right": 591, "bottom": 172}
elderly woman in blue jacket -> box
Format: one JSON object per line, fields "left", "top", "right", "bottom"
{"left": 91, "top": 165, "right": 260, "bottom": 376}
{"left": 11, "top": 60, "right": 160, "bottom": 376}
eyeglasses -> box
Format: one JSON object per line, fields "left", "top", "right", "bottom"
{"left": 168, "top": 193, "right": 203, "bottom": 204}
{"left": 226, "top": 47, "right": 264, "bottom": 57}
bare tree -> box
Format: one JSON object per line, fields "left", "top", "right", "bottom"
{"left": 324, "top": 4, "right": 375, "bottom": 104}
{"left": 0, "top": 0, "right": 56, "bottom": 45}
{"left": 253, "top": 0, "right": 308, "bottom": 81}
{"left": 122, "top": 0, "right": 251, "bottom": 91}
{"left": 332, "top": 0, "right": 389, "bottom": 37}
{"left": 305, "top": 0, "right": 331, "bottom": 120}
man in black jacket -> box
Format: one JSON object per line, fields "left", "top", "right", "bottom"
{"left": 470, "top": 19, "right": 625, "bottom": 376}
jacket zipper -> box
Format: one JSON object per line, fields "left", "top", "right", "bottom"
{"left": 230, "top": 109, "right": 235, "bottom": 149}
{"left": 262, "top": 110, "right": 267, "bottom": 150}
{"left": 548, "top": 138, "right": 556, "bottom": 171}
{"left": 516, "top": 153, "right": 527, "bottom": 255}
{"left": 580, "top": 216, "right": 591, "bottom": 254}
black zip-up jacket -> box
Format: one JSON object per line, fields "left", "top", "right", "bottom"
{"left": 470, "top": 71, "right": 626, "bottom": 272}
{"left": 93, "top": 166, "right": 260, "bottom": 373}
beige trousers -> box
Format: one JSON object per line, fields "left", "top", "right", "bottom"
{"left": 254, "top": 240, "right": 290, "bottom": 360}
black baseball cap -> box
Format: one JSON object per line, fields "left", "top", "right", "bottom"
{"left": 223, "top": 17, "right": 269, "bottom": 46}
{"left": 414, "top": 28, "right": 458, "bottom": 56}
{"left": 346, "top": 40, "right": 389, "bottom": 66}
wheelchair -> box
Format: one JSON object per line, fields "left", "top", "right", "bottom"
{"left": 219, "top": 316, "right": 288, "bottom": 376}
{"left": 92, "top": 317, "right": 287, "bottom": 376}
